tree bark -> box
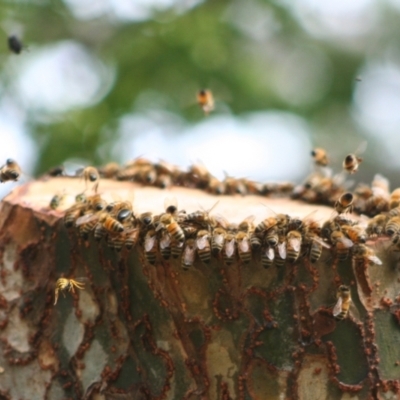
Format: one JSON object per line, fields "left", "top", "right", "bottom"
{"left": 0, "top": 177, "right": 399, "bottom": 400}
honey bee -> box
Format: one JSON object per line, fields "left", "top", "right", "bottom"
{"left": 196, "top": 230, "right": 211, "bottom": 264}
{"left": 159, "top": 231, "right": 172, "bottom": 260}
{"left": 366, "top": 214, "right": 388, "bottom": 237}
{"left": 212, "top": 227, "right": 226, "bottom": 256}
{"left": 8, "top": 35, "right": 23, "bottom": 54}
{"left": 308, "top": 237, "right": 330, "bottom": 263}
{"left": 389, "top": 188, "right": 400, "bottom": 210}
{"left": 64, "top": 195, "right": 88, "bottom": 228}
{"left": 171, "top": 240, "right": 184, "bottom": 259}
{"left": 311, "top": 148, "right": 329, "bottom": 167}
{"left": 98, "top": 162, "right": 120, "bottom": 179}
{"left": 181, "top": 239, "right": 196, "bottom": 270}
{"left": 250, "top": 232, "right": 262, "bottom": 250}
{"left": 93, "top": 212, "right": 124, "bottom": 241}
{"left": 207, "top": 176, "right": 225, "bottom": 195}
{"left": 286, "top": 230, "right": 302, "bottom": 263}
{"left": 334, "top": 193, "right": 354, "bottom": 214}
{"left": 386, "top": 216, "right": 400, "bottom": 244}
{"left": 54, "top": 278, "right": 85, "bottom": 305}
{"left": 157, "top": 213, "right": 185, "bottom": 242}
{"left": 0, "top": 158, "right": 21, "bottom": 182}
{"left": 49, "top": 193, "right": 66, "bottom": 210}
{"left": 332, "top": 285, "right": 352, "bottom": 320}
{"left": 80, "top": 166, "right": 100, "bottom": 191}
{"left": 223, "top": 233, "right": 236, "bottom": 265}
{"left": 330, "top": 231, "right": 353, "bottom": 261}
{"left": 236, "top": 231, "right": 252, "bottom": 264}
{"left": 155, "top": 173, "right": 172, "bottom": 189}
{"left": 197, "top": 89, "right": 214, "bottom": 115}
{"left": 261, "top": 246, "right": 275, "bottom": 269}
{"left": 342, "top": 142, "right": 367, "bottom": 174}
{"left": 255, "top": 217, "right": 278, "bottom": 234}
{"left": 47, "top": 165, "right": 65, "bottom": 176}
{"left": 224, "top": 176, "right": 247, "bottom": 196}
{"left": 352, "top": 243, "right": 382, "bottom": 265}
{"left": 138, "top": 212, "right": 155, "bottom": 227}
{"left": 124, "top": 228, "right": 140, "bottom": 250}
{"left": 75, "top": 197, "right": 107, "bottom": 239}
{"left": 144, "top": 229, "right": 158, "bottom": 265}
{"left": 341, "top": 224, "right": 367, "bottom": 244}
{"left": 187, "top": 201, "right": 219, "bottom": 226}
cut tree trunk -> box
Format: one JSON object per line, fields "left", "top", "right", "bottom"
{"left": 0, "top": 176, "right": 399, "bottom": 400}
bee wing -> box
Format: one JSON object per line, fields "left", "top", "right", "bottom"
{"left": 355, "top": 140, "right": 368, "bottom": 156}
{"left": 288, "top": 237, "right": 301, "bottom": 252}
{"left": 144, "top": 235, "right": 156, "bottom": 252}
{"left": 183, "top": 244, "right": 196, "bottom": 264}
{"left": 265, "top": 247, "right": 275, "bottom": 260}
{"left": 312, "top": 236, "right": 331, "bottom": 249}
{"left": 225, "top": 239, "right": 235, "bottom": 257}
{"left": 301, "top": 210, "right": 318, "bottom": 224}
{"left": 243, "top": 215, "right": 256, "bottom": 224}
{"left": 332, "top": 296, "right": 343, "bottom": 317}
{"left": 155, "top": 222, "right": 165, "bottom": 232}
{"left": 196, "top": 235, "right": 209, "bottom": 250}
{"left": 368, "top": 255, "right": 382, "bottom": 265}
{"left": 239, "top": 237, "right": 250, "bottom": 252}
{"left": 75, "top": 213, "right": 98, "bottom": 226}
{"left": 278, "top": 241, "right": 287, "bottom": 259}
{"left": 214, "top": 214, "right": 229, "bottom": 229}
{"left": 206, "top": 200, "right": 220, "bottom": 213}
{"left": 160, "top": 233, "right": 171, "bottom": 249}
{"left": 338, "top": 237, "right": 354, "bottom": 248}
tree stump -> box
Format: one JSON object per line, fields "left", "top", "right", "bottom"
{"left": 0, "top": 175, "right": 399, "bottom": 400}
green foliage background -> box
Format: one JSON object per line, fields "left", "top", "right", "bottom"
{"left": 1, "top": 0, "right": 399, "bottom": 184}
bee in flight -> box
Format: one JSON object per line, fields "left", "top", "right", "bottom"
{"left": 54, "top": 278, "right": 86, "bottom": 305}
{"left": 311, "top": 148, "right": 329, "bottom": 167}
{"left": 343, "top": 141, "right": 367, "bottom": 174}
{"left": 78, "top": 166, "right": 100, "bottom": 192}
{"left": 197, "top": 89, "right": 215, "bottom": 116}
{"left": 334, "top": 193, "right": 354, "bottom": 214}
{"left": 8, "top": 35, "right": 24, "bottom": 54}
{"left": 332, "top": 285, "right": 352, "bottom": 320}
{"left": 0, "top": 158, "right": 21, "bottom": 183}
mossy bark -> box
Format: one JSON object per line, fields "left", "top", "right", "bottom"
{"left": 0, "top": 177, "right": 399, "bottom": 400}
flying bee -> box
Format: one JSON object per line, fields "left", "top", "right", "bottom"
{"left": 0, "top": 158, "right": 21, "bottom": 183}
{"left": 261, "top": 246, "right": 275, "bottom": 269}
{"left": 144, "top": 229, "right": 158, "bottom": 265}
{"left": 181, "top": 239, "right": 196, "bottom": 270}
{"left": 197, "top": 89, "right": 214, "bottom": 115}
{"left": 330, "top": 231, "right": 353, "bottom": 261}
{"left": 223, "top": 233, "right": 236, "bottom": 265}
{"left": 286, "top": 230, "right": 302, "bottom": 263}
{"left": 8, "top": 35, "right": 24, "bottom": 54}
{"left": 49, "top": 193, "right": 66, "bottom": 210}
{"left": 196, "top": 230, "right": 211, "bottom": 264}
{"left": 332, "top": 285, "right": 352, "bottom": 320}
{"left": 366, "top": 214, "right": 388, "bottom": 237}
{"left": 236, "top": 231, "right": 252, "bottom": 264}
{"left": 311, "top": 148, "right": 329, "bottom": 167}
{"left": 79, "top": 166, "right": 100, "bottom": 192}
{"left": 212, "top": 227, "right": 226, "bottom": 256}
{"left": 54, "top": 277, "right": 86, "bottom": 305}
{"left": 342, "top": 141, "right": 367, "bottom": 174}
{"left": 159, "top": 231, "right": 172, "bottom": 260}
{"left": 352, "top": 244, "right": 382, "bottom": 265}
{"left": 334, "top": 193, "right": 354, "bottom": 214}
